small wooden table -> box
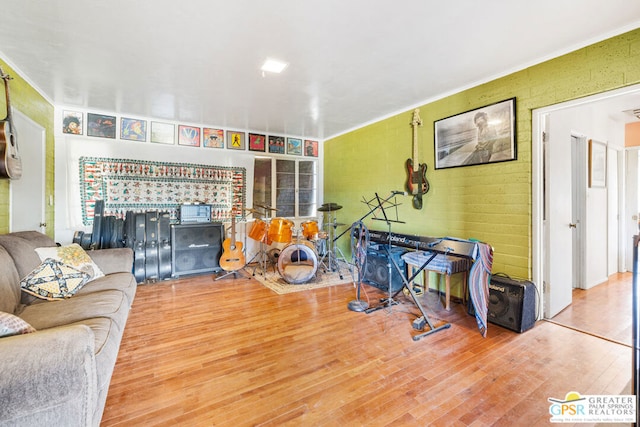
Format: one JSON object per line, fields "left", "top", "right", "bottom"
{"left": 402, "top": 251, "right": 473, "bottom": 310}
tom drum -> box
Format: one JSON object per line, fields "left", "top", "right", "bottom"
{"left": 268, "top": 218, "right": 294, "bottom": 244}
{"left": 301, "top": 220, "right": 320, "bottom": 240}
{"left": 248, "top": 218, "right": 267, "bottom": 242}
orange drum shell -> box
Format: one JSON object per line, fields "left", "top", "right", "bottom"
{"left": 248, "top": 218, "right": 267, "bottom": 241}
{"left": 301, "top": 220, "right": 319, "bottom": 240}
{"left": 268, "top": 218, "right": 294, "bottom": 244}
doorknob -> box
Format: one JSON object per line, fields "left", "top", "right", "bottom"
{"left": 569, "top": 223, "right": 577, "bottom": 228}
{"left": 39, "top": 222, "right": 47, "bottom": 228}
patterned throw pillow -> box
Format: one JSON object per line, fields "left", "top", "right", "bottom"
{"left": 0, "top": 311, "right": 36, "bottom": 338}
{"left": 35, "top": 243, "right": 104, "bottom": 281}
{"left": 20, "top": 258, "right": 91, "bottom": 300}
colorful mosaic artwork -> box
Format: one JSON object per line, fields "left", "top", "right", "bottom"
{"left": 79, "top": 157, "right": 245, "bottom": 225}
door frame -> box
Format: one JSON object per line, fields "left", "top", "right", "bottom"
{"left": 533, "top": 84, "right": 640, "bottom": 319}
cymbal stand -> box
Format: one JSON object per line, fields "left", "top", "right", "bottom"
{"left": 318, "top": 210, "right": 349, "bottom": 280}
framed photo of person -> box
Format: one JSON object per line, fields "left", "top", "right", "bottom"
{"left": 87, "top": 113, "right": 117, "bottom": 138}
{"left": 203, "top": 128, "right": 224, "bottom": 148}
{"left": 268, "top": 135, "right": 285, "bottom": 154}
{"left": 304, "top": 139, "right": 318, "bottom": 157}
{"left": 226, "top": 130, "right": 245, "bottom": 150}
{"left": 62, "top": 110, "right": 83, "bottom": 135}
{"left": 434, "top": 97, "right": 516, "bottom": 169}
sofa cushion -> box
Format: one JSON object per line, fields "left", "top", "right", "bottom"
{"left": 35, "top": 244, "right": 105, "bottom": 281}
{"left": 18, "top": 289, "right": 130, "bottom": 332}
{"left": 75, "top": 272, "right": 137, "bottom": 305}
{"left": 0, "top": 246, "right": 21, "bottom": 314}
{"left": 0, "top": 311, "right": 36, "bottom": 338}
{"left": 20, "top": 258, "right": 91, "bottom": 300}
{"left": 0, "top": 235, "right": 47, "bottom": 281}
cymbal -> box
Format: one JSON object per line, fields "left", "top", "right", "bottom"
{"left": 324, "top": 222, "right": 347, "bottom": 227}
{"left": 254, "top": 203, "right": 278, "bottom": 211}
{"left": 243, "top": 208, "right": 261, "bottom": 215}
{"left": 318, "top": 203, "right": 342, "bottom": 212}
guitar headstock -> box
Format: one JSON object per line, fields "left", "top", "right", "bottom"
{"left": 411, "top": 108, "right": 422, "bottom": 127}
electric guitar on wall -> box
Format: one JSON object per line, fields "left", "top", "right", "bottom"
{"left": 0, "top": 67, "right": 22, "bottom": 180}
{"left": 219, "top": 209, "right": 245, "bottom": 271}
{"left": 405, "top": 108, "right": 429, "bottom": 209}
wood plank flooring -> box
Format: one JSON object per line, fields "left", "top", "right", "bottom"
{"left": 101, "top": 272, "right": 632, "bottom": 426}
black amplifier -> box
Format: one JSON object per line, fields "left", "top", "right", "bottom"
{"left": 469, "top": 274, "right": 537, "bottom": 333}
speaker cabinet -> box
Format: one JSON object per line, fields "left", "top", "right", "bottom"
{"left": 469, "top": 275, "right": 536, "bottom": 333}
{"left": 362, "top": 244, "right": 408, "bottom": 293}
{"left": 171, "top": 223, "right": 224, "bottom": 278}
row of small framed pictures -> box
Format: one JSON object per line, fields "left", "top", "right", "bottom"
{"left": 62, "top": 111, "right": 319, "bottom": 157}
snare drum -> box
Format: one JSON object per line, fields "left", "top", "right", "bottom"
{"left": 268, "top": 218, "right": 294, "bottom": 244}
{"left": 248, "top": 218, "right": 268, "bottom": 242}
{"left": 277, "top": 240, "right": 318, "bottom": 284}
{"left": 301, "top": 220, "right": 320, "bottom": 240}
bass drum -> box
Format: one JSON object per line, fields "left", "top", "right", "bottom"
{"left": 277, "top": 240, "right": 318, "bottom": 284}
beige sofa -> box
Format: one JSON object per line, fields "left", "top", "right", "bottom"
{"left": 0, "top": 231, "right": 136, "bottom": 426}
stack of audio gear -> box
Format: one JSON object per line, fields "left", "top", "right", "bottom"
{"left": 73, "top": 201, "right": 224, "bottom": 283}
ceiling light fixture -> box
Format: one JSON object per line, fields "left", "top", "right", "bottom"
{"left": 261, "top": 58, "right": 288, "bottom": 74}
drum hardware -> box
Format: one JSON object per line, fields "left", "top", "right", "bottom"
{"left": 317, "top": 203, "right": 350, "bottom": 280}
{"left": 254, "top": 203, "right": 278, "bottom": 212}
{"left": 348, "top": 221, "right": 370, "bottom": 312}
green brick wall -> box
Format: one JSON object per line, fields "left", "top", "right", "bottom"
{"left": 0, "top": 60, "right": 55, "bottom": 237}
{"left": 324, "top": 27, "right": 640, "bottom": 280}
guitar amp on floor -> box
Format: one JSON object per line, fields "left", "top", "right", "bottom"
{"left": 469, "top": 274, "right": 537, "bottom": 333}
{"left": 171, "top": 223, "right": 224, "bottom": 278}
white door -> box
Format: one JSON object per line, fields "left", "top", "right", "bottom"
{"left": 10, "top": 110, "right": 45, "bottom": 233}
{"left": 543, "top": 114, "right": 574, "bottom": 318}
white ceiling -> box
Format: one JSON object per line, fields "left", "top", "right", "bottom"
{"left": 1, "top": 1, "right": 640, "bottom": 139}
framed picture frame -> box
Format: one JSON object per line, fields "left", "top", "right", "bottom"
{"left": 62, "top": 110, "right": 83, "bottom": 135}
{"left": 287, "top": 138, "right": 303, "bottom": 155}
{"left": 249, "top": 133, "right": 266, "bottom": 152}
{"left": 150, "top": 122, "right": 175, "bottom": 144}
{"left": 268, "top": 135, "right": 285, "bottom": 154}
{"left": 304, "top": 139, "right": 318, "bottom": 157}
{"left": 203, "top": 128, "right": 224, "bottom": 148}
{"left": 434, "top": 97, "right": 516, "bottom": 169}
{"left": 226, "top": 131, "right": 245, "bottom": 150}
{"left": 120, "top": 118, "right": 147, "bottom": 142}
{"left": 87, "top": 113, "right": 116, "bottom": 138}
{"left": 178, "top": 125, "right": 201, "bottom": 147}
{"left": 588, "top": 139, "right": 607, "bottom": 188}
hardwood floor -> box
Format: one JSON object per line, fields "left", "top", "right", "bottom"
{"left": 102, "top": 272, "right": 632, "bottom": 426}
{"left": 548, "top": 272, "right": 632, "bottom": 346}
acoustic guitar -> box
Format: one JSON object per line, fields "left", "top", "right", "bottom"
{"left": 0, "top": 67, "right": 22, "bottom": 180}
{"left": 219, "top": 210, "right": 245, "bottom": 271}
{"left": 405, "top": 108, "right": 429, "bottom": 209}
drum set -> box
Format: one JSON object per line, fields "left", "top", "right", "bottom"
{"left": 241, "top": 202, "right": 348, "bottom": 284}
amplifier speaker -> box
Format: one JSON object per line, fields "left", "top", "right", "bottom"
{"left": 469, "top": 275, "right": 536, "bottom": 333}
{"left": 171, "top": 223, "right": 224, "bottom": 278}
{"left": 362, "top": 244, "right": 408, "bottom": 293}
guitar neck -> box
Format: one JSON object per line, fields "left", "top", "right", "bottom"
{"left": 411, "top": 109, "right": 422, "bottom": 172}
{"left": 1, "top": 68, "right": 12, "bottom": 122}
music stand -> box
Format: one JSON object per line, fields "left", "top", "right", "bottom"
{"left": 360, "top": 192, "right": 451, "bottom": 340}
